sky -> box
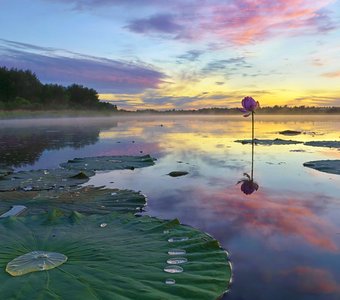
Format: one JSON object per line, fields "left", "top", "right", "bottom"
{"left": 0, "top": 0, "right": 340, "bottom": 110}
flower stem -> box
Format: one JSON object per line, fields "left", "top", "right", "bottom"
{"left": 251, "top": 111, "right": 254, "bottom": 180}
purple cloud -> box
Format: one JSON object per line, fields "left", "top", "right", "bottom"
{"left": 0, "top": 39, "right": 166, "bottom": 94}
{"left": 126, "top": 14, "right": 182, "bottom": 34}
{"left": 177, "top": 50, "right": 204, "bottom": 62}
{"left": 44, "top": 0, "right": 337, "bottom": 45}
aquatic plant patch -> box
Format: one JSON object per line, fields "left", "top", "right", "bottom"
{"left": 303, "top": 160, "right": 340, "bottom": 175}
{"left": 303, "top": 141, "right": 340, "bottom": 148}
{"left": 278, "top": 130, "right": 301, "bottom": 136}
{"left": 60, "top": 154, "right": 155, "bottom": 171}
{"left": 0, "top": 211, "right": 232, "bottom": 300}
{"left": 0, "top": 187, "right": 146, "bottom": 216}
{"left": 235, "top": 138, "right": 303, "bottom": 145}
{"left": 167, "top": 171, "right": 189, "bottom": 177}
{"left": 0, "top": 169, "right": 94, "bottom": 191}
{"left": 0, "top": 165, "right": 13, "bottom": 178}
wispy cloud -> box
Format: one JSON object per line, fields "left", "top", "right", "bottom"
{"left": 202, "top": 0, "right": 337, "bottom": 45}
{"left": 321, "top": 70, "right": 340, "bottom": 78}
{"left": 177, "top": 50, "right": 204, "bottom": 62}
{"left": 125, "top": 14, "right": 182, "bottom": 35}
{"left": 293, "top": 95, "right": 340, "bottom": 106}
{"left": 140, "top": 91, "right": 241, "bottom": 109}
{"left": 0, "top": 39, "right": 166, "bottom": 94}
{"left": 201, "top": 57, "right": 251, "bottom": 78}
{"left": 47, "top": 0, "right": 337, "bottom": 45}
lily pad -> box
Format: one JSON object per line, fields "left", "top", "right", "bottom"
{"left": 0, "top": 165, "right": 13, "bottom": 178}
{"left": 279, "top": 130, "right": 301, "bottom": 136}
{"left": 0, "top": 187, "right": 146, "bottom": 215}
{"left": 235, "top": 138, "right": 303, "bottom": 145}
{"left": 167, "top": 171, "right": 189, "bottom": 177}
{"left": 303, "top": 160, "right": 340, "bottom": 175}
{"left": 60, "top": 154, "right": 155, "bottom": 171}
{"left": 0, "top": 169, "right": 95, "bottom": 192}
{"left": 304, "top": 141, "right": 340, "bottom": 148}
{"left": 0, "top": 211, "right": 232, "bottom": 300}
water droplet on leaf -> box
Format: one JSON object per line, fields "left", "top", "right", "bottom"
{"left": 166, "top": 257, "right": 188, "bottom": 264}
{"left": 164, "top": 265, "right": 183, "bottom": 273}
{"left": 165, "top": 278, "right": 176, "bottom": 285}
{"left": 168, "top": 237, "right": 189, "bottom": 243}
{"left": 168, "top": 249, "right": 186, "bottom": 255}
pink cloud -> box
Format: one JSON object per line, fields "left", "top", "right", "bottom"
{"left": 199, "top": 0, "right": 336, "bottom": 45}
{"left": 48, "top": 0, "right": 336, "bottom": 45}
{"left": 321, "top": 70, "right": 340, "bottom": 78}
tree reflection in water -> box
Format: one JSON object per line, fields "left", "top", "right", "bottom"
{"left": 0, "top": 121, "right": 116, "bottom": 168}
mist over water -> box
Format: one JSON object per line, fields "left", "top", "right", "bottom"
{"left": 1, "top": 114, "right": 339, "bottom": 299}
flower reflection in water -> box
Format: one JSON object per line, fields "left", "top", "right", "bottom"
{"left": 237, "top": 173, "right": 259, "bottom": 195}
{"left": 238, "top": 96, "right": 260, "bottom": 195}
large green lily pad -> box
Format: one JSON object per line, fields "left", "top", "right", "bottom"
{"left": 0, "top": 211, "right": 231, "bottom": 300}
{"left": 0, "top": 187, "right": 146, "bottom": 216}
{"left": 304, "top": 141, "right": 340, "bottom": 148}
{"left": 0, "top": 169, "right": 94, "bottom": 192}
{"left": 303, "top": 160, "right": 340, "bottom": 175}
{"left": 235, "top": 138, "right": 303, "bottom": 145}
{"left": 60, "top": 154, "right": 155, "bottom": 171}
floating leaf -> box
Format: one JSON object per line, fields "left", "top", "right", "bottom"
{"left": 279, "top": 130, "right": 301, "bottom": 136}
{"left": 60, "top": 154, "right": 155, "bottom": 171}
{"left": 0, "top": 211, "right": 231, "bottom": 300}
{"left": 235, "top": 138, "right": 303, "bottom": 145}
{"left": 167, "top": 171, "right": 189, "bottom": 177}
{"left": 0, "top": 165, "right": 13, "bottom": 178}
{"left": 304, "top": 141, "right": 340, "bottom": 148}
{"left": 303, "top": 160, "right": 340, "bottom": 175}
{"left": 0, "top": 169, "right": 94, "bottom": 192}
{"left": 0, "top": 187, "right": 146, "bottom": 215}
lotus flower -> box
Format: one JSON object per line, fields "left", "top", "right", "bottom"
{"left": 240, "top": 96, "right": 260, "bottom": 117}
{"left": 237, "top": 173, "right": 259, "bottom": 195}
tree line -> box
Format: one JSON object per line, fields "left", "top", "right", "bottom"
{"left": 133, "top": 105, "right": 340, "bottom": 114}
{"left": 0, "top": 67, "right": 117, "bottom": 111}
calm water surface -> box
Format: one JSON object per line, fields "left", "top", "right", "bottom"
{"left": 1, "top": 115, "right": 339, "bottom": 300}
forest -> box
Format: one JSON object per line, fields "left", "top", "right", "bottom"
{"left": 0, "top": 67, "right": 117, "bottom": 111}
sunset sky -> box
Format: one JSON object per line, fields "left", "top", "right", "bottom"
{"left": 1, "top": 0, "right": 340, "bottom": 110}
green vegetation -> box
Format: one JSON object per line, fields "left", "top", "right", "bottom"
{"left": 61, "top": 154, "right": 155, "bottom": 171}
{"left": 0, "top": 67, "right": 117, "bottom": 111}
{"left": 303, "top": 160, "right": 340, "bottom": 175}
{"left": 0, "top": 210, "right": 231, "bottom": 299}
{"left": 0, "top": 168, "right": 95, "bottom": 191}
{"left": 0, "top": 187, "right": 147, "bottom": 216}
{"left": 0, "top": 153, "right": 232, "bottom": 299}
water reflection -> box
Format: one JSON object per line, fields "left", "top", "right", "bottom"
{"left": 237, "top": 139, "right": 259, "bottom": 195}
{"left": 1, "top": 115, "right": 339, "bottom": 300}
{"left": 237, "top": 173, "right": 259, "bottom": 195}
{"left": 0, "top": 120, "right": 116, "bottom": 168}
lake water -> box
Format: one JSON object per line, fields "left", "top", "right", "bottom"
{"left": 1, "top": 115, "right": 339, "bottom": 300}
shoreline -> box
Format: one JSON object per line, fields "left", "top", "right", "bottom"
{"left": 1, "top": 109, "right": 340, "bottom": 120}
